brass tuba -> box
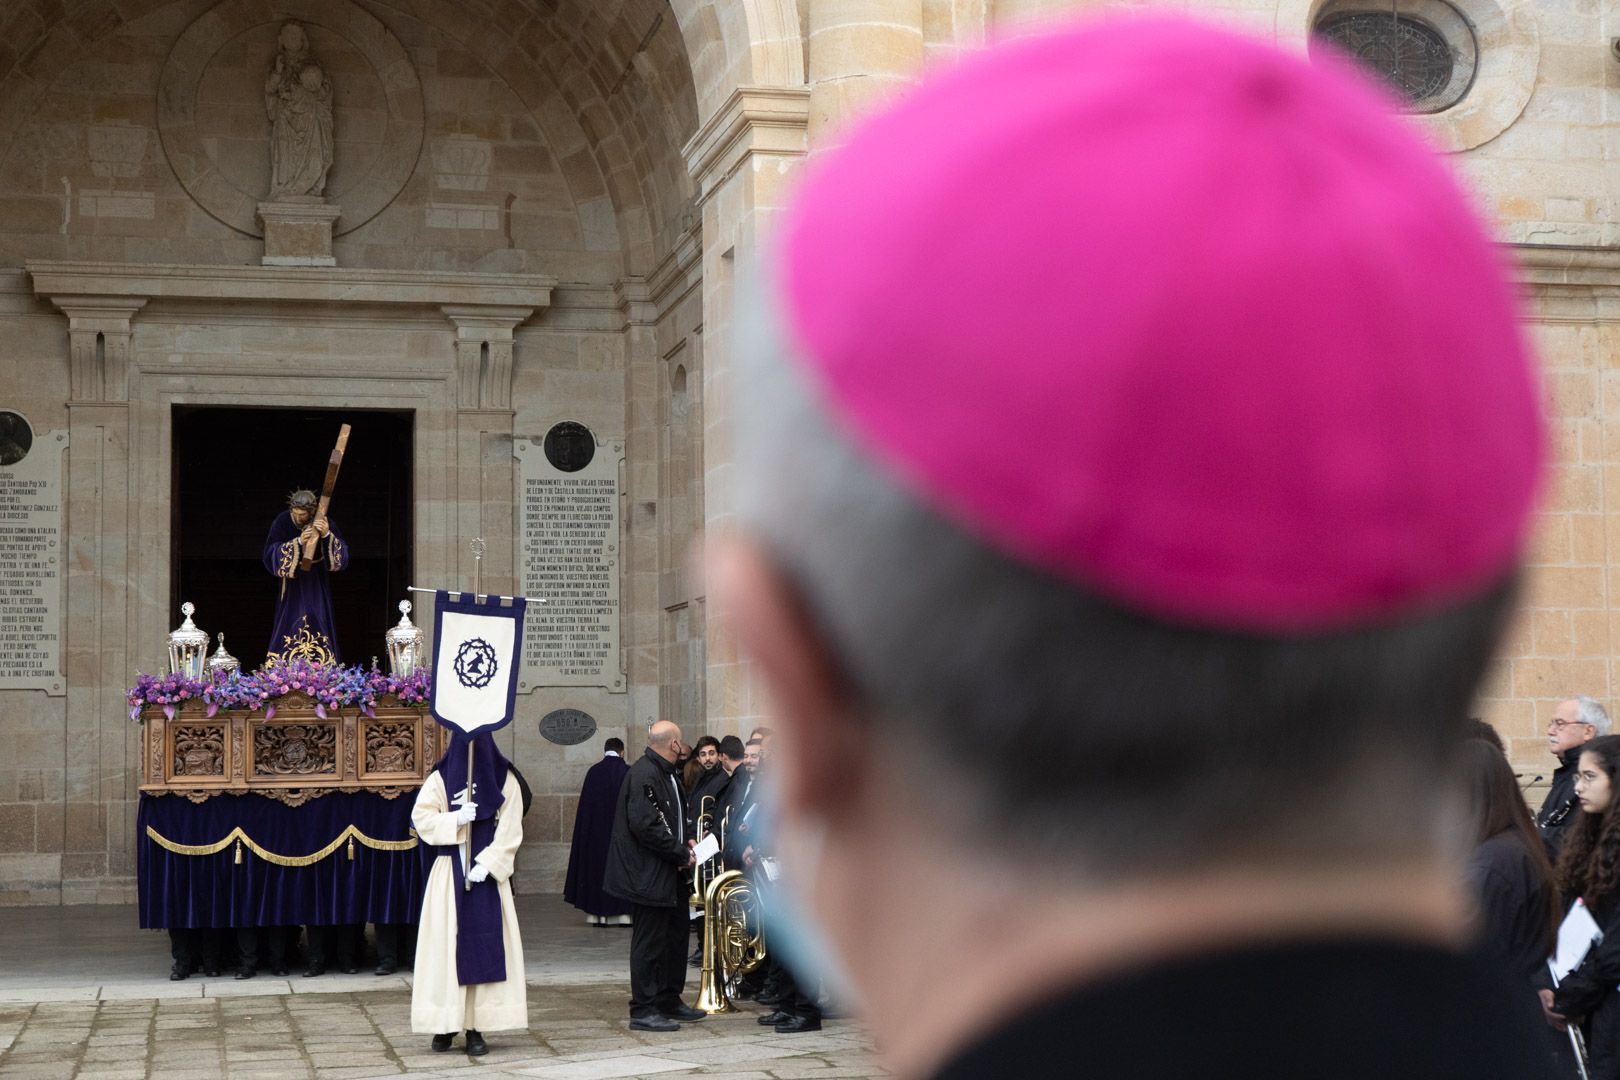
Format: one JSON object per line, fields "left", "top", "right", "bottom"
{"left": 691, "top": 799, "right": 767, "bottom": 1013}
{"left": 695, "top": 868, "right": 767, "bottom": 1013}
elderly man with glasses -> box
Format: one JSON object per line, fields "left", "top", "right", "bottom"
{"left": 1540, "top": 696, "right": 1613, "bottom": 856}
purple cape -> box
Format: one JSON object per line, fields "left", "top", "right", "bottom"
{"left": 563, "top": 754, "right": 632, "bottom": 917}
{"left": 262, "top": 509, "right": 346, "bottom": 665}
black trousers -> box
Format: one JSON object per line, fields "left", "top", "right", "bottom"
{"left": 373, "top": 922, "right": 416, "bottom": 967}
{"left": 236, "top": 926, "right": 296, "bottom": 972}
{"left": 306, "top": 924, "right": 361, "bottom": 969}
{"left": 629, "top": 902, "right": 690, "bottom": 1017}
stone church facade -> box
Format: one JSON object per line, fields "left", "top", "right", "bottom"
{"left": 0, "top": 0, "right": 1611, "bottom": 903}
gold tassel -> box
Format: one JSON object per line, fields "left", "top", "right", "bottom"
{"left": 234, "top": 839, "right": 242, "bottom": 865}
{"left": 347, "top": 836, "right": 355, "bottom": 861}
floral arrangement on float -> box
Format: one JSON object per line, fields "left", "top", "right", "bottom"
{"left": 127, "top": 660, "right": 432, "bottom": 722}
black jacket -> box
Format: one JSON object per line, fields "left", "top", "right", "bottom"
{"left": 1467, "top": 829, "right": 1554, "bottom": 989}
{"left": 933, "top": 940, "right": 1558, "bottom": 1080}
{"left": 1540, "top": 748, "right": 1582, "bottom": 857}
{"left": 1554, "top": 891, "right": 1620, "bottom": 1079}
{"left": 719, "top": 769, "right": 761, "bottom": 868}
{"left": 686, "top": 765, "right": 732, "bottom": 838}
{"left": 602, "top": 747, "right": 689, "bottom": 908}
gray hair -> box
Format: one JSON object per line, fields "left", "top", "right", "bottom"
{"left": 1578, "top": 696, "right": 1612, "bottom": 736}
{"left": 734, "top": 281, "right": 1518, "bottom": 882}
{"left": 286, "top": 488, "right": 317, "bottom": 510}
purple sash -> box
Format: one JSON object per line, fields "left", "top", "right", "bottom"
{"left": 427, "top": 818, "right": 506, "bottom": 986}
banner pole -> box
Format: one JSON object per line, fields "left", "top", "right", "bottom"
{"left": 463, "top": 537, "right": 485, "bottom": 892}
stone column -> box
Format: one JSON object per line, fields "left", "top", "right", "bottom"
{"left": 49, "top": 296, "right": 145, "bottom": 901}
{"left": 684, "top": 86, "right": 811, "bottom": 737}
{"left": 808, "top": 0, "right": 925, "bottom": 147}
{"left": 617, "top": 280, "right": 663, "bottom": 729}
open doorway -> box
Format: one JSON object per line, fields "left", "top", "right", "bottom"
{"left": 171, "top": 407, "right": 413, "bottom": 669}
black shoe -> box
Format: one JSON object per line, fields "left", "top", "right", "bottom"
{"left": 465, "top": 1030, "right": 488, "bottom": 1057}
{"left": 303, "top": 964, "right": 325, "bottom": 978}
{"left": 687, "top": 950, "right": 702, "bottom": 966}
{"left": 374, "top": 960, "right": 397, "bottom": 976}
{"left": 430, "top": 1033, "right": 454, "bottom": 1052}
{"left": 775, "top": 1015, "right": 823, "bottom": 1033}
{"left": 758, "top": 1010, "right": 791, "bottom": 1025}
{"left": 629, "top": 1015, "right": 680, "bottom": 1032}
{"left": 271, "top": 966, "right": 289, "bottom": 977}
{"left": 341, "top": 963, "right": 359, "bottom": 974}
{"left": 168, "top": 963, "right": 189, "bottom": 981}
{"left": 202, "top": 965, "right": 221, "bottom": 978}
{"left": 660, "top": 1003, "right": 705, "bottom": 1022}
{"left": 733, "top": 984, "right": 757, "bottom": 1001}
{"left": 234, "top": 967, "right": 255, "bottom": 980}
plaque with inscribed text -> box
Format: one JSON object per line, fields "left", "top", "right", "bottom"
{"left": 515, "top": 434, "right": 624, "bottom": 692}
{"left": 0, "top": 422, "right": 66, "bottom": 694}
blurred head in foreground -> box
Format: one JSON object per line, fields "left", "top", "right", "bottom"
{"left": 712, "top": 13, "right": 1541, "bottom": 1077}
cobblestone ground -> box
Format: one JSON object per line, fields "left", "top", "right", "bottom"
{"left": 0, "top": 984, "right": 884, "bottom": 1080}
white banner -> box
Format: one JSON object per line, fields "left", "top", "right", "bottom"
{"left": 429, "top": 592, "right": 526, "bottom": 735}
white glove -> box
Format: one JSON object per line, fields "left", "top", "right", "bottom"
{"left": 454, "top": 802, "right": 478, "bottom": 825}
{"left": 466, "top": 864, "right": 490, "bottom": 884}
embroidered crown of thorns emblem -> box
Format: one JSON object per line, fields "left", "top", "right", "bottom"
{"left": 453, "top": 638, "right": 497, "bottom": 689}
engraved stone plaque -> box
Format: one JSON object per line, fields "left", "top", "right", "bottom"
{"left": 0, "top": 419, "right": 65, "bottom": 694}
{"left": 515, "top": 433, "right": 624, "bottom": 692}
{"left": 539, "top": 708, "right": 598, "bottom": 746}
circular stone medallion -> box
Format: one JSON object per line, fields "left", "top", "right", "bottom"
{"left": 539, "top": 709, "right": 598, "bottom": 747}
{"left": 158, "top": 0, "right": 424, "bottom": 238}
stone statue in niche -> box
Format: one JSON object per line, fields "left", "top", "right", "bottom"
{"left": 265, "top": 22, "right": 334, "bottom": 199}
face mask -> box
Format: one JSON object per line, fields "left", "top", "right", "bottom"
{"left": 753, "top": 785, "right": 863, "bottom": 1010}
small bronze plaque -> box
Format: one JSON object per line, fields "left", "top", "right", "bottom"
{"left": 543, "top": 421, "right": 596, "bottom": 473}
{"left": 539, "top": 708, "right": 597, "bottom": 746}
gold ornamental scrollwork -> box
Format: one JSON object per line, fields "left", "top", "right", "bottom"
{"left": 343, "top": 713, "right": 358, "bottom": 780}
{"left": 148, "top": 714, "right": 166, "bottom": 785}
{"left": 366, "top": 722, "right": 416, "bottom": 774}
{"left": 253, "top": 722, "right": 338, "bottom": 777}
{"left": 172, "top": 725, "right": 225, "bottom": 777}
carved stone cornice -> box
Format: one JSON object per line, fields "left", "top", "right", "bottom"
{"left": 683, "top": 85, "right": 811, "bottom": 205}
{"left": 27, "top": 261, "right": 555, "bottom": 310}
{"left": 1508, "top": 243, "right": 1620, "bottom": 322}
{"left": 1509, "top": 243, "right": 1620, "bottom": 287}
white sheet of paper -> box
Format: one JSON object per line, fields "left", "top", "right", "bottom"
{"left": 760, "top": 856, "right": 781, "bottom": 882}
{"left": 1555, "top": 899, "right": 1602, "bottom": 980}
{"left": 690, "top": 833, "right": 720, "bottom": 865}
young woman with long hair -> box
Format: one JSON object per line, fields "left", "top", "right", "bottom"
{"left": 1462, "top": 738, "right": 1558, "bottom": 989}
{"left": 1545, "top": 734, "right": 1620, "bottom": 1076}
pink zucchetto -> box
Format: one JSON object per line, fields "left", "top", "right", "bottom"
{"left": 775, "top": 15, "right": 1542, "bottom": 633}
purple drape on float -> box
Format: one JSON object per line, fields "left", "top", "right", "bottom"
{"left": 136, "top": 791, "right": 423, "bottom": 929}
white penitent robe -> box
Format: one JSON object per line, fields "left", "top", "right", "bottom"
{"left": 411, "top": 769, "right": 528, "bottom": 1034}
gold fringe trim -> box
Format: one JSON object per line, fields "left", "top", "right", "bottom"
{"left": 145, "top": 824, "right": 418, "bottom": 866}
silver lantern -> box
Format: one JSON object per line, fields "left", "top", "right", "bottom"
{"left": 168, "top": 602, "right": 210, "bottom": 680}
{"left": 206, "top": 633, "right": 241, "bottom": 678}
{"left": 385, "top": 599, "right": 425, "bottom": 675}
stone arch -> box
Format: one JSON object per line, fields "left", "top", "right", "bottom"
{"left": 668, "top": 0, "right": 805, "bottom": 125}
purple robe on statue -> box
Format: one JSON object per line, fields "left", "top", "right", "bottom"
{"left": 262, "top": 509, "right": 347, "bottom": 665}
{"left": 564, "top": 752, "right": 633, "bottom": 917}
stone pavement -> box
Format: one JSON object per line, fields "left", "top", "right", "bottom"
{"left": 0, "top": 896, "right": 886, "bottom": 1079}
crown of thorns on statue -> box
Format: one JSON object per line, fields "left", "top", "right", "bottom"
{"left": 286, "top": 489, "right": 318, "bottom": 510}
